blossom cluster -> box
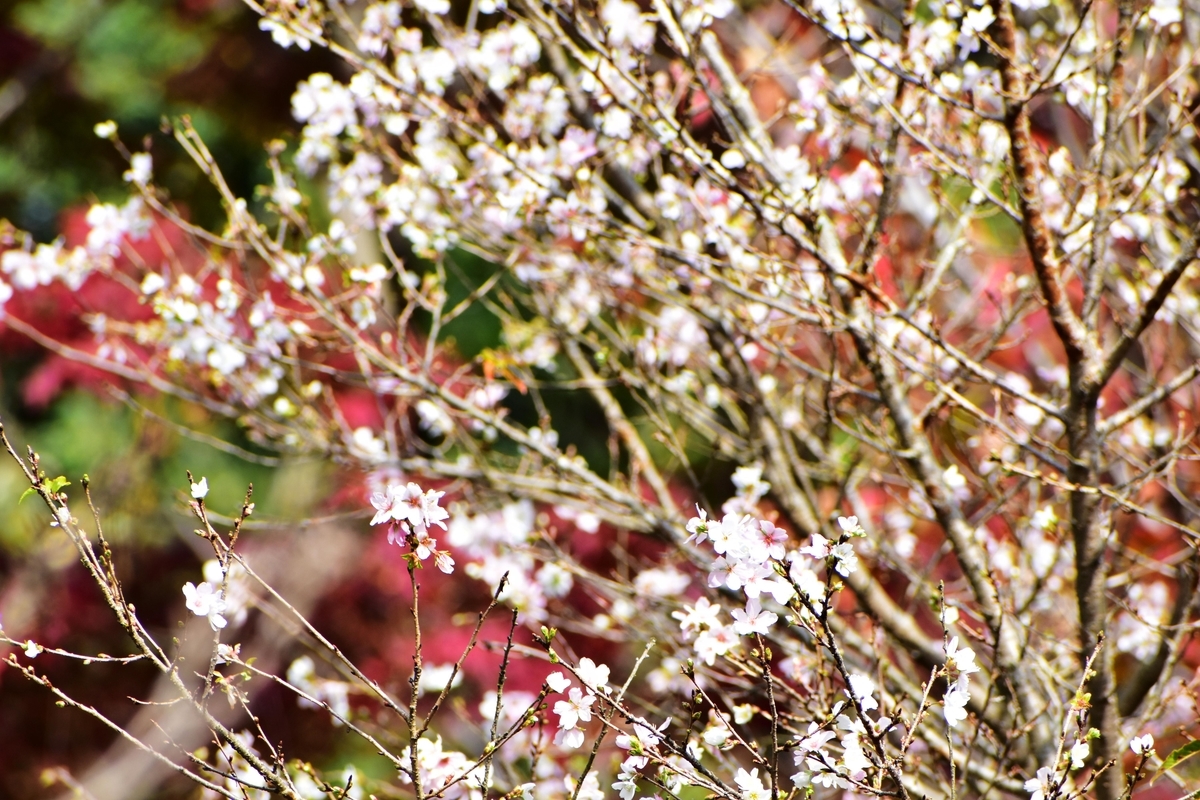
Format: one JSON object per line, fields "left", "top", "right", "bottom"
{"left": 370, "top": 481, "right": 454, "bottom": 573}
{"left": 941, "top": 635, "right": 979, "bottom": 728}
{"left": 183, "top": 579, "right": 228, "bottom": 631}
{"left": 447, "top": 499, "right": 556, "bottom": 620}
{"left": 547, "top": 659, "right": 609, "bottom": 749}
{"left": 683, "top": 466, "right": 865, "bottom": 647}
{"left": 4, "top": 0, "right": 1200, "bottom": 797}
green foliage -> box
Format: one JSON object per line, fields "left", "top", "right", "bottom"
{"left": 0, "top": 0, "right": 306, "bottom": 239}
{"left": 14, "top": 0, "right": 215, "bottom": 119}
{"left": 0, "top": 392, "right": 321, "bottom": 552}
{"left": 18, "top": 474, "right": 68, "bottom": 504}
{"left": 1157, "top": 739, "right": 1200, "bottom": 779}
{"left": 30, "top": 392, "right": 134, "bottom": 479}
{"left": 440, "top": 249, "right": 505, "bottom": 360}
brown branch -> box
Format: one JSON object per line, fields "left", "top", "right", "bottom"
{"left": 1097, "top": 236, "right": 1199, "bottom": 389}
{"left": 563, "top": 338, "right": 683, "bottom": 522}
{"left": 990, "top": 0, "right": 1090, "bottom": 364}
{"left": 1097, "top": 361, "right": 1200, "bottom": 436}
{"left": 837, "top": 283, "right": 1056, "bottom": 765}
{"left": 1082, "top": 0, "right": 1134, "bottom": 327}
{"left": 850, "top": 0, "right": 917, "bottom": 276}
{"left": 1118, "top": 550, "right": 1200, "bottom": 715}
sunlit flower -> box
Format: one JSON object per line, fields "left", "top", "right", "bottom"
{"left": 848, "top": 673, "right": 879, "bottom": 713}
{"left": 190, "top": 477, "right": 209, "bottom": 500}
{"left": 944, "top": 682, "right": 969, "bottom": 727}
{"left": 576, "top": 657, "right": 610, "bottom": 692}
{"left": 124, "top": 153, "right": 153, "bottom": 186}
{"left": 554, "top": 687, "right": 594, "bottom": 729}
{"left": 183, "top": 581, "right": 228, "bottom": 630}
{"left": 731, "top": 599, "right": 777, "bottom": 636}
{"left": 1069, "top": 740, "right": 1089, "bottom": 770}
{"left": 1024, "top": 766, "right": 1056, "bottom": 800}
{"left": 945, "top": 637, "right": 979, "bottom": 677}
{"left": 735, "top": 768, "right": 769, "bottom": 800}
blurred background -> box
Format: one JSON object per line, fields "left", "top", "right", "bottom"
{"left": 0, "top": 2, "right": 663, "bottom": 793}
{"left": 0, "top": 2, "right": 452, "bottom": 796}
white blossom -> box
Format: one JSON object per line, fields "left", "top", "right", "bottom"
{"left": 720, "top": 149, "right": 747, "bottom": 169}
{"left": 124, "top": 153, "right": 152, "bottom": 185}
{"left": 190, "top": 477, "right": 209, "bottom": 499}
{"left": 1069, "top": 740, "right": 1089, "bottom": 770}
{"left": 183, "top": 581, "right": 228, "bottom": 630}
{"left": 416, "top": 399, "right": 454, "bottom": 437}
{"left": 734, "top": 768, "right": 769, "bottom": 800}
{"left": 848, "top": 673, "right": 879, "bottom": 712}
{"left": 945, "top": 637, "right": 979, "bottom": 677}
{"left": 1024, "top": 766, "right": 1056, "bottom": 800}
{"left": 260, "top": 19, "right": 312, "bottom": 50}
{"left": 944, "top": 682, "right": 970, "bottom": 727}
{"left": 575, "top": 657, "right": 610, "bottom": 692}
{"left": 731, "top": 599, "right": 777, "bottom": 636}
{"left": 612, "top": 756, "right": 647, "bottom": 800}
{"left": 414, "top": 0, "right": 450, "bottom": 14}
{"left": 601, "top": 0, "right": 656, "bottom": 51}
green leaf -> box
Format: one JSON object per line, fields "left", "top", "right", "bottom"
{"left": 18, "top": 476, "right": 70, "bottom": 504}
{"left": 1157, "top": 739, "right": 1200, "bottom": 778}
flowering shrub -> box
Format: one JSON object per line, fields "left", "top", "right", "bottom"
{"left": 2, "top": 0, "right": 1200, "bottom": 798}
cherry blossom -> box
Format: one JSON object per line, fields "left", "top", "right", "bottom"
{"left": 1024, "top": 766, "right": 1057, "bottom": 800}
{"left": 673, "top": 596, "right": 723, "bottom": 639}
{"left": 123, "top": 153, "right": 152, "bottom": 186}
{"left": 731, "top": 599, "right": 777, "bottom": 636}
{"left": 1069, "top": 739, "right": 1089, "bottom": 770}
{"left": 190, "top": 477, "right": 209, "bottom": 500}
{"left": 1130, "top": 734, "right": 1154, "bottom": 755}
{"left": 553, "top": 687, "right": 594, "bottom": 730}
{"left": 554, "top": 726, "right": 585, "bottom": 750}
{"left": 615, "top": 718, "right": 668, "bottom": 755}
{"left": 795, "top": 722, "right": 836, "bottom": 755}
{"left": 944, "top": 637, "right": 979, "bottom": 678}
{"left": 693, "top": 623, "right": 738, "bottom": 665}
{"left": 830, "top": 542, "right": 859, "bottom": 577}
{"left": 612, "top": 756, "right": 647, "bottom": 800}
{"left": 545, "top": 671, "right": 570, "bottom": 693}
{"left": 734, "top": 768, "right": 769, "bottom": 800}
{"left": 847, "top": 673, "right": 879, "bottom": 713}
{"left": 183, "top": 581, "right": 228, "bottom": 631}
{"left": 575, "top": 657, "right": 610, "bottom": 692}
{"left": 799, "top": 533, "right": 830, "bottom": 559}
{"left": 370, "top": 482, "right": 449, "bottom": 535}
{"left": 943, "top": 682, "right": 970, "bottom": 728}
